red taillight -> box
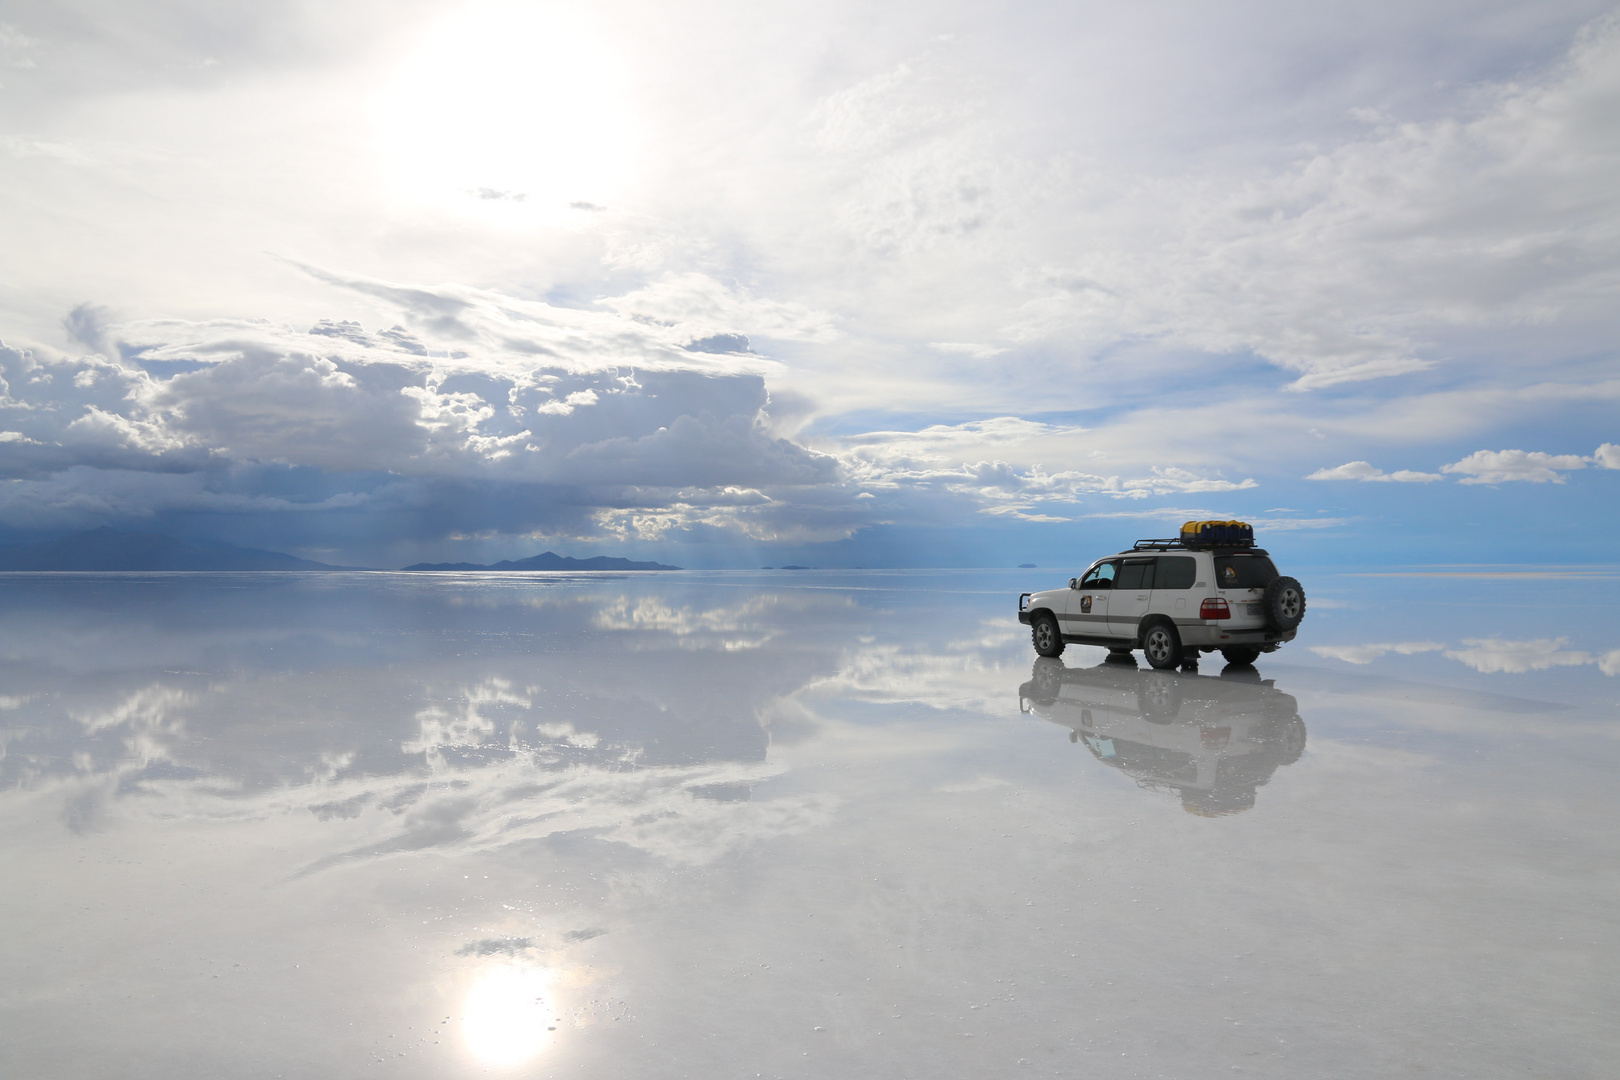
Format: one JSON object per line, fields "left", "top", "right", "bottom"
{"left": 1200, "top": 597, "right": 1230, "bottom": 619}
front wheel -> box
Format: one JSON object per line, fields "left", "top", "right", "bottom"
{"left": 1031, "top": 614, "right": 1065, "bottom": 657}
{"left": 1141, "top": 621, "right": 1183, "bottom": 670}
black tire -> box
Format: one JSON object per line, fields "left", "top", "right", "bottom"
{"left": 1031, "top": 614, "right": 1065, "bottom": 657}
{"left": 1141, "top": 621, "right": 1183, "bottom": 670}
{"left": 1221, "top": 646, "right": 1262, "bottom": 666}
{"left": 1262, "top": 576, "right": 1306, "bottom": 632}
{"left": 1104, "top": 648, "right": 1137, "bottom": 666}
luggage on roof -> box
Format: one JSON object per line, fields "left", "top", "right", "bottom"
{"left": 1180, "top": 520, "right": 1254, "bottom": 547}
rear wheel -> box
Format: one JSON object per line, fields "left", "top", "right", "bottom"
{"left": 1141, "top": 621, "right": 1183, "bottom": 670}
{"left": 1221, "top": 646, "right": 1261, "bottom": 666}
{"left": 1031, "top": 614, "right": 1065, "bottom": 657}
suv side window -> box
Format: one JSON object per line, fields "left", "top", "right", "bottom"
{"left": 1155, "top": 556, "right": 1196, "bottom": 589}
{"left": 1116, "top": 560, "right": 1155, "bottom": 590}
{"left": 1214, "top": 554, "right": 1279, "bottom": 589}
{"left": 1080, "top": 562, "right": 1118, "bottom": 588}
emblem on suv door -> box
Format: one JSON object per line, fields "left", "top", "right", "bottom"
{"left": 1081, "top": 595, "right": 1092, "bottom": 613}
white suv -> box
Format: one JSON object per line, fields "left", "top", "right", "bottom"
{"left": 1017, "top": 534, "right": 1306, "bottom": 669}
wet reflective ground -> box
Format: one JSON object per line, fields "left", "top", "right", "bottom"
{"left": 2, "top": 569, "right": 1617, "bottom": 1078}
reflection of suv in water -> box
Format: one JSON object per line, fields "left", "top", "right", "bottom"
{"left": 1018, "top": 657, "right": 1306, "bottom": 816}
{"left": 1017, "top": 522, "right": 1306, "bottom": 669}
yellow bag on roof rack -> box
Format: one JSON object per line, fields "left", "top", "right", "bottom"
{"left": 1180, "top": 520, "right": 1254, "bottom": 547}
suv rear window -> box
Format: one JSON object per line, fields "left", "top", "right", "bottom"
{"left": 1155, "top": 556, "right": 1196, "bottom": 589}
{"left": 1214, "top": 554, "right": 1279, "bottom": 589}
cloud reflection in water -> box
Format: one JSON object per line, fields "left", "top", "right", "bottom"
{"left": 3, "top": 570, "right": 1617, "bottom": 1080}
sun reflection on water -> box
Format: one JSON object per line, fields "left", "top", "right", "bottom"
{"left": 463, "top": 965, "right": 555, "bottom": 1067}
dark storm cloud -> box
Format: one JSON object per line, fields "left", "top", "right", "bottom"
{"left": 0, "top": 277, "right": 851, "bottom": 556}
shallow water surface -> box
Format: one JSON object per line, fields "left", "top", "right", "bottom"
{"left": 2, "top": 569, "right": 1616, "bottom": 1078}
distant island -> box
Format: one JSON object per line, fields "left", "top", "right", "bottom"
{"left": 401, "top": 552, "right": 681, "bottom": 572}
{"left": 0, "top": 527, "right": 680, "bottom": 572}
{"left": 0, "top": 527, "right": 366, "bottom": 571}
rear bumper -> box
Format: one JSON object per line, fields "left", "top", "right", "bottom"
{"left": 1176, "top": 622, "right": 1296, "bottom": 648}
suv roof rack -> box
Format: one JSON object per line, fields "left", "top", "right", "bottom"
{"left": 1128, "top": 538, "right": 1267, "bottom": 554}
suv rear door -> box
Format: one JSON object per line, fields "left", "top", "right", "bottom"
{"left": 1149, "top": 554, "right": 1199, "bottom": 625}
{"left": 1212, "top": 553, "right": 1279, "bottom": 629}
{"left": 1107, "top": 558, "right": 1157, "bottom": 639}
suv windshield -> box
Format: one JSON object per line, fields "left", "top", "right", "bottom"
{"left": 1214, "top": 554, "right": 1279, "bottom": 589}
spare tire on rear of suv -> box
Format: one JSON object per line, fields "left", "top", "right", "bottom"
{"left": 1261, "top": 576, "right": 1306, "bottom": 632}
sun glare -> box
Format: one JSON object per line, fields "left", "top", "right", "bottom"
{"left": 463, "top": 964, "right": 556, "bottom": 1067}
{"left": 374, "top": 2, "right": 635, "bottom": 218}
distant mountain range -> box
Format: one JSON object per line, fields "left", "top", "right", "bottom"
{"left": 401, "top": 552, "right": 681, "bottom": 572}
{"left": 0, "top": 527, "right": 680, "bottom": 572}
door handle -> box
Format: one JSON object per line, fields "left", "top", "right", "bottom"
{"left": 1137, "top": 594, "right": 1148, "bottom": 600}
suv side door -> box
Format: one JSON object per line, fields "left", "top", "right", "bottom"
{"left": 1108, "top": 558, "right": 1157, "bottom": 639}
{"left": 1070, "top": 560, "right": 1118, "bottom": 638}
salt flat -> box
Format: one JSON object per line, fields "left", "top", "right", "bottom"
{"left": 1, "top": 569, "right": 1616, "bottom": 1079}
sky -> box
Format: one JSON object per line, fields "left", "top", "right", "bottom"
{"left": 1, "top": 0, "right": 1617, "bottom": 569}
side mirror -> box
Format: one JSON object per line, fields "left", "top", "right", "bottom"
{"left": 1069, "top": 578, "right": 1079, "bottom": 589}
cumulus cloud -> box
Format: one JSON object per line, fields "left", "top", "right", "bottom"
{"left": 1306, "top": 461, "right": 1443, "bottom": 483}
{"left": 1440, "top": 449, "right": 1593, "bottom": 484}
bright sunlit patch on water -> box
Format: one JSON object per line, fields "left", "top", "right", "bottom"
{"left": 373, "top": 1, "right": 635, "bottom": 219}
{"left": 463, "top": 965, "right": 555, "bottom": 1067}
